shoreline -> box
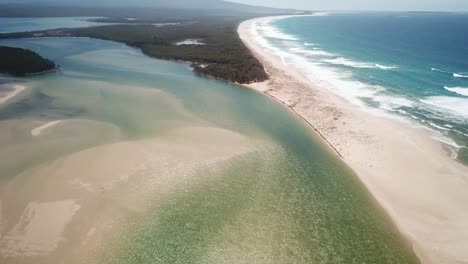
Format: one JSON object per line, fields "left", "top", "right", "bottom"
{"left": 239, "top": 17, "right": 468, "bottom": 264}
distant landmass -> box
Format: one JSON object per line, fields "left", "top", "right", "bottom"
{"left": 0, "top": 46, "right": 56, "bottom": 76}
{"left": 0, "top": 17, "right": 268, "bottom": 83}
{"left": 4, "top": 0, "right": 278, "bottom": 11}
{"left": 0, "top": 0, "right": 298, "bottom": 17}
{"left": 0, "top": 1, "right": 302, "bottom": 82}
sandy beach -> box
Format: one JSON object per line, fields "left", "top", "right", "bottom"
{"left": 239, "top": 18, "right": 468, "bottom": 264}
{"left": 0, "top": 83, "right": 25, "bottom": 105}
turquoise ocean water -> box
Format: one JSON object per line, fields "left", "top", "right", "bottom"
{"left": 252, "top": 12, "right": 468, "bottom": 162}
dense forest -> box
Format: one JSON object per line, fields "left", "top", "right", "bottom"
{"left": 0, "top": 3, "right": 302, "bottom": 83}
{"left": 0, "top": 46, "right": 56, "bottom": 76}
{"left": 70, "top": 18, "right": 269, "bottom": 83}
{"left": 0, "top": 17, "right": 269, "bottom": 83}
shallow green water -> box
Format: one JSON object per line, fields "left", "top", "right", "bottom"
{"left": 0, "top": 38, "right": 419, "bottom": 263}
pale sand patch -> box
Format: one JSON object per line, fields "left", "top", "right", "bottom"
{"left": 239, "top": 18, "right": 468, "bottom": 264}
{"left": 0, "top": 126, "right": 270, "bottom": 263}
{"left": 0, "top": 200, "right": 80, "bottom": 257}
{"left": 31, "top": 120, "right": 62, "bottom": 137}
{"left": 175, "top": 39, "right": 205, "bottom": 46}
{"left": 0, "top": 84, "right": 26, "bottom": 105}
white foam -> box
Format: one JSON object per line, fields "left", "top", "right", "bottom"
{"left": 322, "top": 57, "right": 396, "bottom": 70}
{"left": 421, "top": 96, "right": 468, "bottom": 118}
{"left": 453, "top": 73, "right": 468, "bottom": 78}
{"left": 431, "top": 67, "right": 449, "bottom": 73}
{"left": 429, "top": 122, "right": 450, "bottom": 131}
{"left": 454, "top": 130, "right": 468, "bottom": 137}
{"left": 375, "top": 64, "right": 398, "bottom": 70}
{"left": 153, "top": 22, "right": 180, "bottom": 27}
{"left": 249, "top": 17, "right": 405, "bottom": 114}
{"left": 415, "top": 124, "right": 463, "bottom": 158}
{"left": 256, "top": 21, "right": 298, "bottom": 40}
{"left": 430, "top": 131, "right": 461, "bottom": 158}
{"left": 311, "top": 12, "right": 330, "bottom": 17}
{"left": 444, "top": 86, "right": 468, "bottom": 96}
{"left": 249, "top": 16, "right": 468, "bottom": 159}
{"left": 289, "top": 47, "right": 335, "bottom": 57}
{"left": 304, "top": 42, "right": 315, "bottom": 46}
{"left": 372, "top": 95, "right": 414, "bottom": 111}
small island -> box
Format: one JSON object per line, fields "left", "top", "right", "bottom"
{"left": 0, "top": 46, "right": 56, "bottom": 77}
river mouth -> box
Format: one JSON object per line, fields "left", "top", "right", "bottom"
{"left": 0, "top": 37, "right": 419, "bottom": 263}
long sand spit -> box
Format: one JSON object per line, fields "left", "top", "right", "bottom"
{"left": 239, "top": 18, "right": 468, "bottom": 264}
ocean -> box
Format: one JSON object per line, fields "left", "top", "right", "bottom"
{"left": 251, "top": 12, "right": 468, "bottom": 162}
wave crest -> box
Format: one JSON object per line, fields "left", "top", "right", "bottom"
{"left": 421, "top": 96, "right": 468, "bottom": 118}
{"left": 453, "top": 73, "right": 468, "bottom": 78}
{"left": 444, "top": 86, "right": 468, "bottom": 96}
{"left": 289, "top": 47, "right": 335, "bottom": 57}
{"left": 322, "top": 57, "right": 397, "bottom": 70}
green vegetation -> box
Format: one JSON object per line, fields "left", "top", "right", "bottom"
{"left": 0, "top": 2, "right": 303, "bottom": 83}
{"left": 0, "top": 46, "right": 56, "bottom": 77}
{"left": 0, "top": 17, "right": 269, "bottom": 83}
{"left": 71, "top": 19, "right": 268, "bottom": 83}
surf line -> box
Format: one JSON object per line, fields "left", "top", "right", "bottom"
{"left": 252, "top": 86, "right": 344, "bottom": 159}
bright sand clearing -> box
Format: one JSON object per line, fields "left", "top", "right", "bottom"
{"left": 0, "top": 83, "right": 25, "bottom": 105}
{"left": 239, "top": 18, "right": 468, "bottom": 264}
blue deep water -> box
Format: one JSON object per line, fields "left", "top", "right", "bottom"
{"left": 253, "top": 12, "right": 468, "bottom": 160}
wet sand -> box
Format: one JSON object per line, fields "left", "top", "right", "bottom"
{"left": 239, "top": 18, "right": 468, "bottom": 264}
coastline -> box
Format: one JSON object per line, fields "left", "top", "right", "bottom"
{"left": 239, "top": 17, "right": 468, "bottom": 264}
{"left": 0, "top": 35, "right": 435, "bottom": 263}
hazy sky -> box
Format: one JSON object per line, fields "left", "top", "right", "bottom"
{"left": 230, "top": 0, "right": 468, "bottom": 11}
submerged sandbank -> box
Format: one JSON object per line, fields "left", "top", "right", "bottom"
{"left": 0, "top": 125, "right": 263, "bottom": 263}
{"left": 0, "top": 84, "right": 25, "bottom": 105}
{"left": 31, "top": 120, "right": 62, "bottom": 137}
{"left": 239, "top": 17, "right": 468, "bottom": 264}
